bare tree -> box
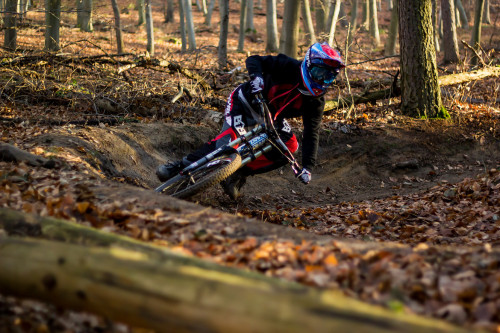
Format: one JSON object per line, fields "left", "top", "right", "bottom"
{"left": 315, "top": 0, "right": 328, "bottom": 34}
{"left": 441, "top": 0, "right": 459, "bottom": 63}
{"left": 455, "top": 0, "right": 468, "bottom": 27}
{"left": 399, "top": 0, "right": 443, "bottom": 118}
{"left": 184, "top": 0, "right": 197, "bottom": 50}
{"left": 431, "top": 0, "right": 440, "bottom": 52}
{"left": 362, "top": 0, "right": 369, "bottom": 30}
{"left": 246, "top": 0, "right": 254, "bottom": 31}
{"left": 146, "top": 0, "right": 154, "bottom": 55}
{"left": 164, "top": 0, "right": 174, "bottom": 23}
{"left": 327, "top": 0, "right": 341, "bottom": 45}
{"left": 137, "top": 0, "right": 145, "bottom": 25}
{"left": 237, "top": 0, "right": 248, "bottom": 52}
{"left": 205, "top": 0, "right": 215, "bottom": 26}
{"left": 4, "top": 0, "right": 17, "bottom": 49}
{"left": 301, "top": 0, "right": 316, "bottom": 44}
{"left": 470, "top": 0, "right": 485, "bottom": 66}
{"left": 45, "top": 0, "right": 61, "bottom": 51}
{"left": 76, "top": 0, "right": 93, "bottom": 32}
{"left": 280, "top": 0, "right": 301, "bottom": 57}
{"left": 111, "top": 0, "right": 124, "bottom": 54}
{"left": 369, "top": 0, "right": 380, "bottom": 46}
{"left": 218, "top": 0, "right": 229, "bottom": 68}
{"left": 266, "top": 0, "right": 279, "bottom": 52}
{"left": 384, "top": 0, "right": 398, "bottom": 55}
{"left": 483, "top": 0, "right": 490, "bottom": 24}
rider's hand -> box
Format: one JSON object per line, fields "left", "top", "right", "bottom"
{"left": 250, "top": 75, "right": 264, "bottom": 94}
{"left": 297, "top": 168, "right": 311, "bottom": 184}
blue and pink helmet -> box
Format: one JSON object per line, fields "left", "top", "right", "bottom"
{"left": 301, "top": 42, "right": 345, "bottom": 96}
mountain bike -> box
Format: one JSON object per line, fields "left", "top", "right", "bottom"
{"left": 154, "top": 93, "right": 303, "bottom": 199}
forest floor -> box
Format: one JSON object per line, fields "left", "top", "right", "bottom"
{"left": 1, "top": 0, "right": 500, "bottom": 332}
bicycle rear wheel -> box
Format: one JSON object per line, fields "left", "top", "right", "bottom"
{"left": 155, "top": 153, "right": 242, "bottom": 199}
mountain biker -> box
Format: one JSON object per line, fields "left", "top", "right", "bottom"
{"left": 156, "top": 42, "right": 345, "bottom": 199}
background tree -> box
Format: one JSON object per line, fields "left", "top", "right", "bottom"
{"left": 280, "top": 0, "right": 301, "bottom": 57}
{"left": 76, "top": 0, "right": 93, "bottom": 32}
{"left": 441, "top": 0, "right": 459, "bottom": 63}
{"left": 470, "top": 0, "right": 485, "bottom": 66}
{"left": 205, "top": 0, "right": 215, "bottom": 26}
{"left": 384, "top": 0, "right": 398, "bottom": 55}
{"left": 237, "top": 0, "right": 248, "bottom": 52}
{"left": 483, "top": 0, "right": 490, "bottom": 24}
{"left": 178, "top": 0, "right": 187, "bottom": 51}
{"left": 246, "top": 0, "right": 254, "bottom": 31}
{"left": 368, "top": 0, "right": 380, "bottom": 46}
{"left": 362, "top": 0, "right": 369, "bottom": 30}
{"left": 4, "top": 0, "right": 17, "bottom": 49}
{"left": 301, "top": 0, "right": 316, "bottom": 45}
{"left": 146, "top": 0, "right": 154, "bottom": 55}
{"left": 315, "top": 0, "right": 328, "bottom": 35}
{"left": 349, "top": 0, "right": 359, "bottom": 43}
{"left": 45, "top": 0, "right": 61, "bottom": 51}
{"left": 455, "top": 0, "right": 468, "bottom": 27}
{"left": 164, "top": 0, "right": 174, "bottom": 23}
{"left": 137, "top": 0, "right": 145, "bottom": 25}
{"left": 326, "top": 0, "right": 341, "bottom": 46}
{"left": 431, "top": 0, "right": 440, "bottom": 52}
{"left": 265, "top": 0, "right": 279, "bottom": 52}
{"left": 399, "top": 0, "right": 443, "bottom": 118}
{"left": 110, "top": 0, "right": 124, "bottom": 54}
{"left": 184, "top": 0, "right": 197, "bottom": 50}
{"left": 218, "top": 0, "right": 229, "bottom": 68}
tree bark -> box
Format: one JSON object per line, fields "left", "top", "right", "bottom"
{"left": 165, "top": 0, "right": 174, "bottom": 23}
{"left": 368, "top": 0, "right": 380, "bottom": 46}
{"left": 470, "top": 0, "right": 485, "bottom": 67}
{"left": 265, "top": 0, "right": 279, "bottom": 52}
{"left": 4, "top": 0, "right": 17, "bottom": 50}
{"left": 348, "top": 0, "right": 359, "bottom": 43}
{"left": 315, "top": 0, "right": 328, "bottom": 34}
{"left": 483, "top": 0, "right": 490, "bottom": 24}
{"left": 454, "top": 0, "right": 468, "bottom": 27}
{"left": 179, "top": 0, "right": 187, "bottom": 52}
{"left": 301, "top": 0, "right": 316, "bottom": 45}
{"left": 145, "top": 0, "right": 154, "bottom": 55}
{"left": 45, "top": 0, "right": 61, "bottom": 51}
{"left": 399, "top": 0, "right": 443, "bottom": 118}
{"left": 280, "top": 0, "right": 301, "bottom": 58}
{"left": 0, "top": 208, "right": 474, "bottom": 333}
{"left": 76, "top": 0, "right": 93, "bottom": 32}
{"left": 110, "top": 0, "right": 124, "bottom": 54}
{"left": 327, "top": 0, "right": 341, "bottom": 45}
{"left": 362, "top": 0, "right": 369, "bottom": 30}
{"left": 246, "top": 0, "right": 254, "bottom": 31}
{"left": 205, "top": 0, "right": 215, "bottom": 26}
{"left": 237, "top": 0, "right": 248, "bottom": 52}
{"left": 218, "top": 0, "right": 229, "bottom": 68}
{"left": 184, "top": 0, "right": 197, "bottom": 50}
{"left": 431, "top": 0, "right": 440, "bottom": 52}
{"left": 384, "top": 0, "right": 398, "bottom": 56}
{"left": 441, "top": 0, "right": 459, "bottom": 63}
{"left": 137, "top": 0, "right": 145, "bottom": 25}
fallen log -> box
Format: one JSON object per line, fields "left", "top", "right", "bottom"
{"left": 325, "top": 66, "right": 500, "bottom": 112}
{"left": 0, "top": 235, "right": 471, "bottom": 333}
{"left": 0, "top": 142, "right": 57, "bottom": 168}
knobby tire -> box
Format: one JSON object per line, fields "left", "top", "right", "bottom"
{"left": 156, "top": 153, "right": 242, "bottom": 199}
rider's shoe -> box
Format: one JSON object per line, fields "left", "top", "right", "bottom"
{"left": 221, "top": 171, "right": 247, "bottom": 200}
{"left": 156, "top": 161, "right": 184, "bottom": 182}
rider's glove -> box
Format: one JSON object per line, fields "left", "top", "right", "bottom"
{"left": 297, "top": 168, "right": 311, "bottom": 184}
{"left": 250, "top": 75, "right": 265, "bottom": 94}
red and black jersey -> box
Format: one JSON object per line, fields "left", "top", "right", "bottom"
{"left": 243, "top": 54, "right": 325, "bottom": 171}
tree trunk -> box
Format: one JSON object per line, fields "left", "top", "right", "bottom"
{"left": 237, "top": 0, "right": 248, "bottom": 52}
{"left": 431, "top": 0, "right": 440, "bottom": 52}
{"left": 184, "top": 0, "right": 197, "bottom": 50}
{"left": 384, "top": 0, "right": 398, "bottom": 55}
{"left": 246, "top": 0, "right": 254, "bottom": 31}
{"left": 280, "top": 0, "right": 301, "bottom": 58}
{"left": 387, "top": 0, "right": 393, "bottom": 10}
{"left": 165, "top": 0, "right": 174, "bottom": 23}
{"left": 137, "top": 0, "right": 145, "bottom": 25}
{"left": 4, "top": 0, "right": 17, "bottom": 50}
{"left": 110, "top": 0, "right": 124, "bottom": 54}
{"left": 441, "top": 0, "right": 459, "bottom": 63}
{"left": 369, "top": 0, "right": 380, "bottom": 46}
{"left": 399, "top": 0, "right": 444, "bottom": 118}
{"left": 44, "top": 0, "right": 61, "bottom": 51}
{"left": 349, "top": 0, "right": 359, "bottom": 43}
{"left": 362, "top": 0, "right": 369, "bottom": 30}
{"left": 301, "top": 0, "right": 316, "bottom": 44}
{"left": 315, "top": 0, "right": 328, "bottom": 34}
{"left": 179, "top": 0, "right": 187, "bottom": 52}
{"left": 76, "top": 0, "right": 93, "bottom": 31}
{"left": 470, "top": 0, "right": 485, "bottom": 67}
{"left": 483, "top": 0, "right": 490, "bottom": 24}
{"left": 205, "top": 0, "right": 215, "bottom": 26}
{"left": 0, "top": 209, "right": 473, "bottom": 333}
{"left": 338, "top": 2, "right": 348, "bottom": 27}
{"left": 145, "top": 0, "right": 154, "bottom": 55}
{"left": 218, "top": 0, "right": 229, "bottom": 68}
{"left": 454, "top": 0, "right": 468, "bottom": 27}
{"left": 265, "top": 0, "right": 279, "bottom": 52}
{"left": 327, "top": 0, "right": 341, "bottom": 45}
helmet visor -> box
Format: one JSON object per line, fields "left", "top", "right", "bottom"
{"left": 309, "top": 66, "right": 339, "bottom": 85}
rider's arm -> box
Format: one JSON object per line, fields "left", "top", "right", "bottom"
{"left": 301, "top": 97, "right": 325, "bottom": 170}
{"left": 245, "top": 54, "right": 297, "bottom": 80}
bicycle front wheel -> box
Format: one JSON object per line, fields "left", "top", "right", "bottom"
{"left": 156, "top": 153, "right": 242, "bottom": 199}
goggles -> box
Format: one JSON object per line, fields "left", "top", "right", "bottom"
{"left": 309, "top": 65, "right": 339, "bottom": 85}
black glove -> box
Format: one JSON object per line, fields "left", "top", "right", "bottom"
{"left": 297, "top": 168, "right": 311, "bottom": 184}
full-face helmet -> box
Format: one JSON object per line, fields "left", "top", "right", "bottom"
{"left": 300, "top": 42, "right": 345, "bottom": 96}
